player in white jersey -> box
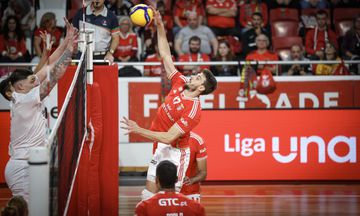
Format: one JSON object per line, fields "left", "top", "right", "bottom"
{"left": 0, "top": 18, "right": 78, "bottom": 202}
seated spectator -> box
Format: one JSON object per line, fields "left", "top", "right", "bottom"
{"left": 173, "top": 0, "right": 205, "bottom": 34}
{"left": 342, "top": 14, "right": 360, "bottom": 74}
{"left": 144, "top": 41, "right": 175, "bottom": 77}
{"left": 282, "top": 44, "right": 312, "bottom": 76}
{"left": 143, "top": 1, "right": 174, "bottom": 58}
{"left": 206, "top": 0, "right": 239, "bottom": 37}
{"left": 2, "top": 0, "right": 35, "bottom": 38}
{"left": 211, "top": 40, "right": 238, "bottom": 76}
{"left": 107, "top": 0, "right": 134, "bottom": 18}
{"left": 175, "top": 12, "right": 218, "bottom": 57}
{"left": 0, "top": 15, "right": 27, "bottom": 63}
{"left": 238, "top": 0, "right": 268, "bottom": 31}
{"left": 241, "top": 12, "right": 271, "bottom": 57}
{"left": 315, "top": 42, "right": 349, "bottom": 75}
{"left": 1, "top": 196, "right": 28, "bottom": 216}
{"left": 114, "top": 16, "right": 138, "bottom": 62}
{"left": 267, "top": 0, "right": 300, "bottom": 9}
{"left": 178, "top": 36, "right": 210, "bottom": 76}
{"left": 300, "top": 0, "right": 329, "bottom": 9}
{"left": 305, "top": 10, "right": 338, "bottom": 59}
{"left": 33, "top": 12, "right": 63, "bottom": 62}
{"left": 246, "top": 34, "right": 279, "bottom": 74}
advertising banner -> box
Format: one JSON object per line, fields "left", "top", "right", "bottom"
{"left": 192, "top": 110, "right": 360, "bottom": 180}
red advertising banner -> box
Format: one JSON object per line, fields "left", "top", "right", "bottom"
{"left": 128, "top": 80, "right": 360, "bottom": 142}
{"left": 192, "top": 109, "right": 360, "bottom": 180}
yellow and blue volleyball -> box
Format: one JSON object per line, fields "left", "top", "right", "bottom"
{"left": 129, "top": 4, "right": 154, "bottom": 27}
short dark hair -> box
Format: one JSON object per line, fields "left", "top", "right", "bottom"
{"left": 189, "top": 36, "right": 201, "bottom": 45}
{"left": 0, "top": 77, "right": 11, "bottom": 101}
{"left": 8, "top": 69, "right": 33, "bottom": 85}
{"left": 252, "top": 12, "right": 263, "bottom": 19}
{"left": 156, "top": 160, "right": 178, "bottom": 189}
{"left": 316, "top": 9, "right": 328, "bottom": 18}
{"left": 201, "top": 69, "right": 217, "bottom": 95}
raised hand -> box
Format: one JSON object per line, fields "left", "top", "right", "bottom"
{"left": 120, "top": 117, "right": 140, "bottom": 135}
{"left": 64, "top": 17, "right": 78, "bottom": 41}
{"left": 39, "top": 31, "right": 54, "bottom": 52}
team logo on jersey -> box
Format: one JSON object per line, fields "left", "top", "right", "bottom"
{"left": 180, "top": 117, "right": 188, "bottom": 127}
{"left": 150, "top": 159, "right": 157, "bottom": 165}
{"left": 102, "top": 20, "right": 108, "bottom": 26}
{"left": 200, "top": 148, "right": 207, "bottom": 154}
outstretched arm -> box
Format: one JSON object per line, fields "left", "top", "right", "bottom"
{"left": 154, "top": 10, "right": 177, "bottom": 79}
{"left": 120, "top": 117, "right": 183, "bottom": 144}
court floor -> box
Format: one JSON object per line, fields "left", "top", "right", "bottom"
{"left": 1, "top": 184, "right": 360, "bottom": 215}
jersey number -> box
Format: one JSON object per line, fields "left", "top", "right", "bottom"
{"left": 173, "top": 96, "right": 181, "bottom": 105}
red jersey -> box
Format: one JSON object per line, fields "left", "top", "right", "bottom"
{"left": 114, "top": 32, "right": 138, "bottom": 58}
{"left": 150, "top": 71, "right": 201, "bottom": 148}
{"left": 135, "top": 191, "right": 205, "bottom": 216}
{"left": 181, "top": 132, "right": 207, "bottom": 195}
{"left": 175, "top": 0, "right": 205, "bottom": 27}
{"left": 34, "top": 27, "right": 63, "bottom": 54}
{"left": 178, "top": 53, "right": 210, "bottom": 76}
{"left": 246, "top": 50, "right": 279, "bottom": 74}
{"left": 144, "top": 54, "right": 176, "bottom": 76}
{"left": 206, "top": 0, "right": 237, "bottom": 28}
{"left": 305, "top": 28, "right": 338, "bottom": 55}
{"left": 0, "top": 36, "right": 27, "bottom": 56}
{"left": 239, "top": 2, "right": 268, "bottom": 28}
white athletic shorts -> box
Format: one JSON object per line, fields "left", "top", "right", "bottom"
{"left": 186, "top": 194, "right": 201, "bottom": 203}
{"left": 147, "top": 143, "right": 190, "bottom": 192}
{"left": 5, "top": 159, "right": 29, "bottom": 202}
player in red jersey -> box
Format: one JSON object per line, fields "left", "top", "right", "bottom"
{"left": 121, "top": 9, "right": 217, "bottom": 201}
{"left": 135, "top": 160, "right": 205, "bottom": 216}
{"left": 181, "top": 132, "right": 207, "bottom": 202}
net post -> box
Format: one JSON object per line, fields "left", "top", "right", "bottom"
{"left": 86, "top": 29, "right": 94, "bottom": 85}
{"left": 28, "top": 147, "right": 49, "bottom": 216}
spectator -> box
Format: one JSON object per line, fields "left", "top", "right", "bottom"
{"left": 300, "top": 0, "right": 329, "bottom": 9}
{"left": 305, "top": 10, "right": 338, "bottom": 59}
{"left": 342, "top": 14, "right": 360, "bottom": 74}
{"left": 114, "top": 16, "right": 138, "bottom": 62}
{"left": 72, "top": 0, "right": 119, "bottom": 64}
{"left": 206, "top": 0, "right": 239, "bottom": 37}
{"left": 211, "top": 40, "right": 238, "bottom": 76}
{"left": 178, "top": 36, "right": 211, "bottom": 76}
{"left": 238, "top": 0, "right": 268, "bottom": 31}
{"left": 315, "top": 42, "right": 349, "bottom": 75}
{"left": 107, "top": 0, "right": 133, "bottom": 18}
{"left": 33, "top": 12, "right": 63, "bottom": 62}
{"left": 282, "top": 44, "right": 312, "bottom": 75}
{"left": 267, "top": 0, "right": 300, "bottom": 9}
{"left": 0, "top": 16, "right": 27, "bottom": 63}
{"left": 241, "top": 12, "right": 271, "bottom": 57}
{"left": 135, "top": 160, "right": 205, "bottom": 216}
{"left": 1, "top": 0, "right": 35, "bottom": 38}
{"left": 173, "top": 0, "right": 205, "bottom": 34}
{"left": 175, "top": 12, "right": 218, "bottom": 57}
{"left": 246, "top": 34, "right": 279, "bottom": 74}
{"left": 143, "top": 1, "right": 174, "bottom": 58}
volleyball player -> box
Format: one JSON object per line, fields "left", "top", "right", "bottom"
{"left": 181, "top": 132, "right": 207, "bottom": 202}
{"left": 0, "top": 18, "right": 78, "bottom": 202}
{"left": 121, "top": 10, "right": 217, "bottom": 201}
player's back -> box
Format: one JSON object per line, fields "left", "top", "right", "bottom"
{"left": 135, "top": 191, "right": 205, "bottom": 216}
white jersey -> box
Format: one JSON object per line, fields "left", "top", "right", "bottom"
{"left": 9, "top": 85, "right": 47, "bottom": 159}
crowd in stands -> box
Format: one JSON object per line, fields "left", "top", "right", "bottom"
{"left": 0, "top": 0, "right": 359, "bottom": 76}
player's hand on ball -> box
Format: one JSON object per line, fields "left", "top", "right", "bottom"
{"left": 120, "top": 117, "right": 140, "bottom": 135}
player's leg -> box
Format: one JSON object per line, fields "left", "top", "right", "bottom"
{"left": 5, "top": 159, "right": 30, "bottom": 202}
{"left": 141, "top": 143, "right": 171, "bottom": 201}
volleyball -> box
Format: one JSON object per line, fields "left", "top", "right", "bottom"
{"left": 129, "top": 4, "right": 154, "bottom": 27}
